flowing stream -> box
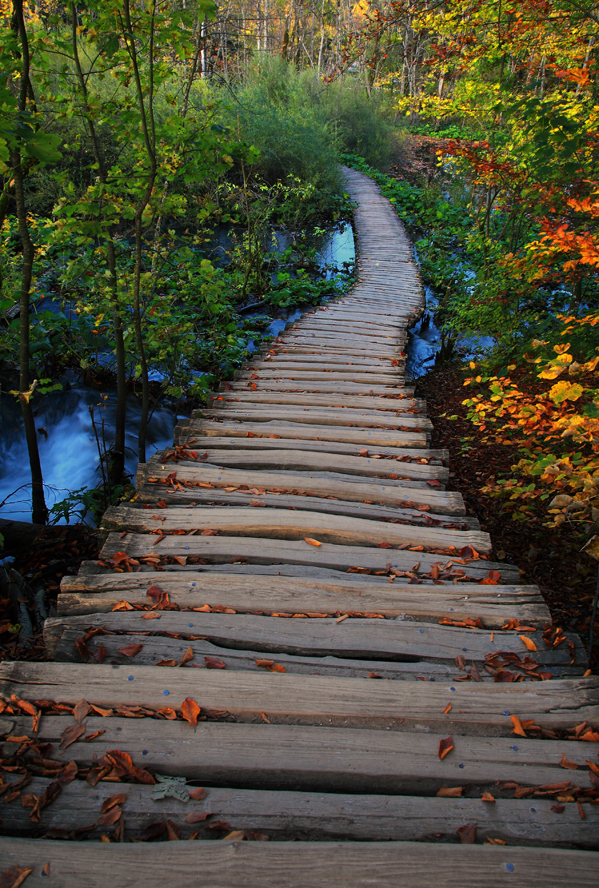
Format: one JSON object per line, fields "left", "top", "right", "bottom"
{"left": 0, "top": 225, "right": 355, "bottom": 524}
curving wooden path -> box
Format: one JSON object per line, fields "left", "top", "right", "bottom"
{"left": 1, "top": 168, "right": 598, "bottom": 885}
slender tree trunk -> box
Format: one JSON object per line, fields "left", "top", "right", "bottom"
{"left": 71, "top": 3, "right": 127, "bottom": 484}
{"left": 10, "top": 0, "right": 47, "bottom": 524}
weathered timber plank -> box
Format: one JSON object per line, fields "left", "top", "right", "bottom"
{"left": 176, "top": 419, "right": 429, "bottom": 448}
{"left": 138, "top": 463, "right": 464, "bottom": 511}
{"left": 57, "top": 572, "right": 550, "bottom": 626}
{"left": 3, "top": 714, "right": 599, "bottom": 793}
{"left": 171, "top": 432, "right": 448, "bottom": 463}
{"left": 134, "top": 488, "right": 477, "bottom": 531}
{"left": 99, "top": 532, "right": 517, "bottom": 581}
{"left": 46, "top": 632, "right": 496, "bottom": 680}
{"left": 152, "top": 447, "right": 448, "bottom": 483}
{"left": 2, "top": 839, "right": 598, "bottom": 887}
{"left": 213, "top": 392, "right": 426, "bottom": 413}
{"left": 102, "top": 506, "right": 487, "bottom": 552}
{"left": 1, "top": 663, "right": 597, "bottom": 732}
{"left": 198, "top": 406, "right": 431, "bottom": 431}
{"left": 2, "top": 778, "right": 597, "bottom": 847}
{"left": 44, "top": 611, "right": 582, "bottom": 667}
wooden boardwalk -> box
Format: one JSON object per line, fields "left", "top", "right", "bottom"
{"left": 1, "top": 168, "right": 598, "bottom": 885}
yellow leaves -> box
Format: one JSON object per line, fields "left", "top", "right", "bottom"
{"left": 549, "top": 381, "right": 584, "bottom": 404}
{"left": 554, "top": 342, "right": 571, "bottom": 354}
{"left": 538, "top": 364, "right": 565, "bottom": 380}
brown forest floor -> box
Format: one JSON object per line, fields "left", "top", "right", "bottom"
{"left": 417, "top": 365, "right": 598, "bottom": 669}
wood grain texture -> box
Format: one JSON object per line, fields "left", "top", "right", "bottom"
{"left": 1, "top": 839, "right": 598, "bottom": 887}
{"left": 1, "top": 778, "right": 597, "bottom": 846}
{"left": 3, "top": 715, "right": 598, "bottom": 794}
{"left": 1, "top": 662, "right": 597, "bottom": 731}
{"left": 58, "top": 572, "right": 549, "bottom": 626}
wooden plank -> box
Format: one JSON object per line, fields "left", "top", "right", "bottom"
{"left": 2, "top": 778, "right": 597, "bottom": 846}
{"left": 198, "top": 406, "right": 432, "bottom": 431}
{"left": 58, "top": 572, "right": 550, "bottom": 626}
{"left": 211, "top": 393, "right": 428, "bottom": 413}
{"left": 100, "top": 532, "right": 516, "bottom": 582}
{"left": 170, "top": 433, "right": 449, "bottom": 463}
{"left": 152, "top": 447, "right": 448, "bottom": 483}
{"left": 2, "top": 662, "right": 597, "bottom": 732}
{"left": 2, "top": 714, "right": 598, "bottom": 793}
{"left": 1, "top": 839, "right": 598, "bottom": 887}
{"left": 102, "top": 505, "right": 489, "bottom": 552}
{"left": 176, "top": 419, "right": 429, "bottom": 448}
{"left": 44, "top": 611, "right": 582, "bottom": 667}
{"left": 134, "top": 487, "right": 477, "bottom": 531}
{"left": 139, "top": 462, "right": 464, "bottom": 511}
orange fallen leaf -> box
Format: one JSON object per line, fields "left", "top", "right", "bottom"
{"left": 0, "top": 867, "right": 34, "bottom": 888}
{"left": 442, "top": 703, "right": 452, "bottom": 714}
{"left": 520, "top": 634, "right": 538, "bottom": 651}
{"left": 188, "top": 787, "right": 207, "bottom": 800}
{"left": 255, "top": 658, "right": 274, "bottom": 668}
{"left": 101, "top": 793, "right": 127, "bottom": 813}
{"left": 438, "top": 736, "right": 454, "bottom": 760}
{"left": 181, "top": 697, "right": 201, "bottom": 726}
{"left": 304, "top": 538, "right": 321, "bottom": 546}
{"left": 436, "top": 786, "right": 462, "bottom": 797}
{"left": 559, "top": 752, "right": 579, "bottom": 770}
{"left": 204, "top": 656, "right": 226, "bottom": 669}
{"left": 141, "top": 612, "right": 161, "bottom": 620}
{"left": 511, "top": 715, "right": 527, "bottom": 737}
{"left": 268, "top": 663, "right": 286, "bottom": 673}
{"left": 481, "top": 791, "right": 495, "bottom": 802}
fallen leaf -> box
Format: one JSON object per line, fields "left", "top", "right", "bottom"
{"left": 304, "top": 538, "right": 321, "bottom": 546}
{"left": 59, "top": 722, "right": 86, "bottom": 751}
{"left": 118, "top": 643, "right": 144, "bottom": 658}
{"left": 438, "top": 736, "right": 454, "bottom": 760}
{"left": 73, "top": 699, "right": 90, "bottom": 723}
{"left": 442, "top": 703, "right": 452, "bottom": 714}
{"left": 0, "top": 867, "right": 34, "bottom": 888}
{"left": 181, "top": 698, "right": 201, "bottom": 726}
{"left": 519, "top": 635, "right": 538, "bottom": 652}
{"left": 268, "top": 663, "right": 286, "bottom": 673}
{"left": 485, "top": 838, "right": 506, "bottom": 845}
{"left": 551, "top": 804, "right": 565, "bottom": 813}
{"left": 188, "top": 788, "right": 207, "bottom": 801}
{"left": 142, "top": 612, "right": 161, "bottom": 621}
{"left": 167, "top": 819, "right": 181, "bottom": 840}
{"left": 98, "top": 806, "right": 122, "bottom": 826}
{"left": 185, "top": 811, "right": 210, "bottom": 823}
{"left": 456, "top": 823, "right": 477, "bottom": 844}
{"left": 255, "top": 658, "right": 274, "bottom": 668}
{"left": 577, "top": 800, "right": 586, "bottom": 820}
{"left": 481, "top": 792, "right": 495, "bottom": 802}
{"left": 179, "top": 647, "right": 194, "bottom": 666}
{"left": 223, "top": 830, "right": 246, "bottom": 841}
{"left": 436, "top": 786, "right": 462, "bottom": 797}
{"left": 511, "top": 715, "right": 527, "bottom": 737}
{"left": 559, "top": 752, "right": 579, "bottom": 770}
{"left": 204, "top": 656, "right": 226, "bottom": 669}
{"left": 101, "top": 793, "right": 127, "bottom": 813}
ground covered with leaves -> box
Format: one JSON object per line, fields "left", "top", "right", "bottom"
{"left": 417, "top": 363, "right": 598, "bottom": 669}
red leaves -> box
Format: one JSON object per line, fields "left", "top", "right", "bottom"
{"left": 185, "top": 811, "right": 210, "bottom": 823}
{"left": 559, "top": 752, "right": 579, "bottom": 770}
{"left": 118, "top": 643, "right": 144, "bottom": 658}
{"left": 59, "top": 722, "right": 86, "bottom": 751}
{"left": 255, "top": 658, "right": 285, "bottom": 672}
{"left": 204, "top": 656, "right": 226, "bottom": 669}
{"left": 478, "top": 570, "right": 501, "bottom": 585}
{"left": 438, "top": 736, "right": 454, "bottom": 760}
{"left": 188, "top": 787, "right": 207, "bottom": 801}
{"left": 0, "top": 867, "right": 34, "bottom": 888}
{"left": 181, "top": 697, "right": 201, "bottom": 726}
{"left": 101, "top": 750, "right": 155, "bottom": 785}
{"left": 456, "top": 823, "right": 477, "bottom": 844}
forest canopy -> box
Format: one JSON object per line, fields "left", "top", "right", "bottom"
{"left": 0, "top": 0, "right": 598, "bottom": 533}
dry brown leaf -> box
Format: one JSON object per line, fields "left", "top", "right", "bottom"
{"left": 442, "top": 703, "right": 452, "bottom": 714}
{"left": 511, "top": 714, "right": 527, "bottom": 737}
{"left": 438, "top": 736, "right": 454, "bottom": 760}
{"left": 185, "top": 811, "right": 210, "bottom": 823}
{"left": 0, "top": 867, "right": 34, "bottom": 888}
{"left": 188, "top": 787, "right": 207, "bottom": 801}
{"left": 481, "top": 792, "right": 495, "bottom": 802}
{"left": 59, "top": 722, "right": 86, "bottom": 751}
{"left": 559, "top": 752, "right": 579, "bottom": 770}
{"left": 101, "top": 793, "right": 127, "bottom": 813}
{"left": 304, "top": 537, "right": 321, "bottom": 546}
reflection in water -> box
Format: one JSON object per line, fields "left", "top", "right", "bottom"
{"left": 0, "top": 224, "right": 354, "bottom": 523}
{"left": 0, "top": 387, "right": 176, "bottom": 522}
